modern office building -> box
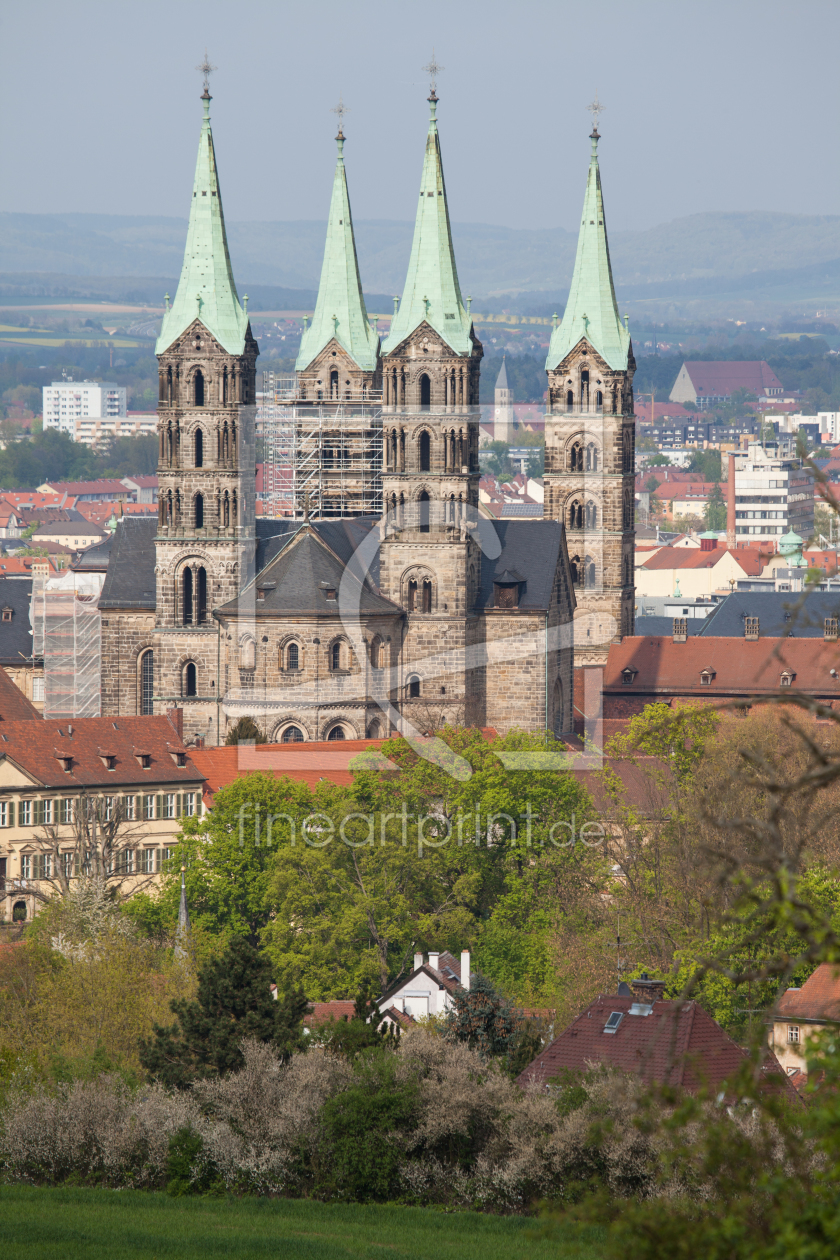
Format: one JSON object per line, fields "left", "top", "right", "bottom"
{"left": 42, "top": 380, "right": 127, "bottom": 437}
{"left": 734, "top": 440, "right": 814, "bottom": 541}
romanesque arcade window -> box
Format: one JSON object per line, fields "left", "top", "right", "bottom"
{"left": 327, "top": 726, "right": 346, "bottom": 741}
{"left": 419, "top": 430, "right": 431, "bottom": 472}
{"left": 282, "top": 725, "right": 304, "bottom": 743}
{"left": 194, "top": 370, "right": 205, "bottom": 407}
{"left": 286, "top": 642, "right": 300, "bottom": 671}
{"left": 568, "top": 500, "right": 583, "bottom": 530}
{"left": 418, "top": 490, "right": 430, "bottom": 534}
{"left": 419, "top": 374, "right": 431, "bottom": 407}
{"left": 585, "top": 443, "right": 598, "bottom": 471}
{"left": 183, "top": 662, "right": 197, "bottom": 698}
{"left": 570, "top": 442, "right": 583, "bottom": 472}
{"left": 194, "top": 428, "right": 203, "bottom": 467}
{"left": 585, "top": 500, "right": 597, "bottom": 529}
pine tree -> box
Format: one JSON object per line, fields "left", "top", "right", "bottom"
{"left": 139, "top": 936, "right": 307, "bottom": 1088}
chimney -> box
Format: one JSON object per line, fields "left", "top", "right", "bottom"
{"left": 630, "top": 973, "right": 666, "bottom": 1005}
{"left": 672, "top": 617, "right": 687, "bottom": 643}
{"left": 727, "top": 452, "right": 736, "bottom": 547}
{"left": 413, "top": 952, "right": 423, "bottom": 972}
{"left": 428, "top": 951, "right": 440, "bottom": 971}
{"left": 167, "top": 707, "right": 184, "bottom": 739}
{"left": 461, "top": 950, "right": 471, "bottom": 991}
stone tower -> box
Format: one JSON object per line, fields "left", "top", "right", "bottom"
{"left": 543, "top": 120, "right": 635, "bottom": 667}
{"left": 153, "top": 82, "right": 258, "bottom": 734}
{"left": 493, "top": 357, "right": 515, "bottom": 443}
{"left": 378, "top": 86, "right": 484, "bottom": 730}
{"left": 294, "top": 121, "right": 382, "bottom": 517}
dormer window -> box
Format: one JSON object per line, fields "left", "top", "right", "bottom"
{"left": 135, "top": 752, "right": 151, "bottom": 768}
{"left": 700, "top": 669, "right": 715, "bottom": 686}
{"left": 621, "top": 668, "right": 637, "bottom": 685}
{"left": 99, "top": 754, "right": 116, "bottom": 770}
{"left": 170, "top": 750, "right": 187, "bottom": 767}
{"left": 1, "top": 607, "right": 12, "bottom": 622}
{"left": 780, "top": 671, "right": 794, "bottom": 687}
{"left": 324, "top": 588, "right": 336, "bottom": 602}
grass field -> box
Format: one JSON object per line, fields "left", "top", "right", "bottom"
{"left": 0, "top": 1186, "right": 604, "bottom": 1259}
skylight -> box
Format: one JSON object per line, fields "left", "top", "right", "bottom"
{"left": 603, "top": 1011, "right": 624, "bottom": 1034}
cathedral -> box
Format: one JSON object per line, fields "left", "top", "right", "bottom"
{"left": 98, "top": 76, "right": 635, "bottom": 745}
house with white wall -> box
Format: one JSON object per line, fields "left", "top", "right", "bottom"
{"left": 377, "top": 949, "right": 471, "bottom": 1025}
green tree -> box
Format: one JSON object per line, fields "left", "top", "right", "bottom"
{"left": 443, "top": 971, "right": 520, "bottom": 1060}
{"left": 139, "top": 936, "right": 307, "bottom": 1089}
{"left": 704, "top": 481, "right": 726, "bottom": 531}
{"left": 225, "top": 716, "right": 267, "bottom": 745}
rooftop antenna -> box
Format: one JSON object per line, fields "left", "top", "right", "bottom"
{"left": 196, "top": 49, "right": 217, "bottom": 100}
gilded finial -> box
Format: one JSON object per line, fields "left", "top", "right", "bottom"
{"left": 423, "top": 50, "right": 443, "bottom": 114}
{"left": 586, "top": 92, "right": 605, "bottom": 139}
{"left": 196, "top": 50, "right": 216, "bottom": 112}
{"left": 331, "top": 95, "right": 349, "bottom": 145}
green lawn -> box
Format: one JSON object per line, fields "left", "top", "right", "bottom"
{"left": 0, "top": 1186, "right": 603, "bottom": 1259}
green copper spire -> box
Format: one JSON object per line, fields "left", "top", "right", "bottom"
{"left": 545, "top": 124, "right": 630, "bottom": 372}
{"left": 381, "top": 90, "right": 473, "bottom": 357}
{"left": 156, "top": 85, "right": 248, "bottom": 356}
{"left": 296, "top": 118, "right": 379, "bottom": 373}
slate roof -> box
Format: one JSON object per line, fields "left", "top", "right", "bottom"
{"left": 476, "top": 520, "right": 566, "bottom": 612}
{"left": 217, "top": 523, "right": 398, "bottom": 619}
{"left": 518, "top": 993, "right": 791, "bottom": 1096}
{"left": 777, "top": 964, "right": 840, "bottom": 1023}
{"left": 0, "top": 666, "right": 41, "bottom": 721}
{"left": 0, "top": 715, "right": 203, "bottom": 788}
{"left": 695, "top": 591, "right": 840, "bottom": 639}
{"left": 72, "top": 533, "right": 114, "bottom": 572}
{"left": 499, "top": 503, "right": 544, "bottom": 519}
{"left": 98, "top": 518, "right": 157, "bottom": 609}
{"left": 31, "top": 522, "right": 107, "bottom": 539}
{"left": 0, "top": 578, "right": 37, "bottom": 666}
{"left": 634, "top": 615, "right": 705, "bottom": 637}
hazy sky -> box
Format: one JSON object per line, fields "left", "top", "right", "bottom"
{"left": 2, "top": 0, "right": 838, "bottom": 234}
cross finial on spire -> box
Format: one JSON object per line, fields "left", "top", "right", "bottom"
{"left": 331, "top": 95, "right": 349, "bottom": 139}
{"left": 196, "top": 49, "right": 217, "bottom": 100}
{"left": 423, "top": 49, "right": 444, "bottom": 99}
{"left": 587, "top": 93, "right": 605, "bottom": 137}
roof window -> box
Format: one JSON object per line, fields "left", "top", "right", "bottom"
{"left": 621, "top": 668, "right": 637, "bottom": 685}
{"left": 700, "top": 668, "right": 715, "bottom": 686}
{"left": 603, "top": 1011, "right": 624, "bottom": 1034}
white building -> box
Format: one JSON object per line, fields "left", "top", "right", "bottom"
{"left": 377, "top": 949, "right": 471, "bottom": 1024}
{"left": 775, "top": 412, "right": 840, "bottom": 443}
{"left": 733, "top": 440, "right": 814, "bottom": 542}
{"left": 42, "top": 380, "right": 127, "bottom": 438}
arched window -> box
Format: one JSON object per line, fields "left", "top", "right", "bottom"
{"left": 419, "top": 374, "right": 431, "bottom": 407}
{"left": 569, "top": 500, "right": 583, "bottom": 530}
{"left": 418, "top": 490, "right": 430, "bottom": 534}
{"left": 570, "top": 442, "right": 583, "bottom": 471}
{"left": 407, "top": 579, "right": 417, "bottom": 612}
{"left": 196, "top": 567, "right": 207, "bottom": 625}
{"left": 194, "top": 370, "right": 204, "bottom": 407}
{"left": 139, "top": 649, "right": 154, "bottom": 716}
{"left": 370, "top": 637, "right": 383, "bottom": 669}
{"left": 12, "top": 900, "right": 27, "bottom": 922}
{"left": 570, "top": 555, "right": 581, "bottom": 586}
{"left": 566, "top": 390, "right": 574, "bottom": 411}
{"left": 182, "top": 567, "right": 193, "bottom": 625}
{"left": 194, "top": 428, "right": 203, "bottom": 467}
{"left": 331, "top": 641, "right": 342, "bottom": 671}
{"left": 596, "top": 390, "right": 603, "bottom": 409}
{"left": 422, "top": 580, "right": 432, "bottom": 613}
{"left": 327, "top": 726, "right": 346, "bottom": 741}
{"left": 184, "top": 662, "right": 197, "bottom": 697}
{"left": 585, "top": 556, "right": 596, "bottom": 587}
{"left": 585, "top": 500, "right": 597, "bottom": 528}
{"left": 282, "top": 725, "right": 304, "bottom": 743}
{"left": 407, "top": 675, "right": 421, "bottom": 698}
{"left": 287, "top": 642, "right": 299, "bottom": 671}
{"left": 239, "top": 638, "right": 256, "bottom": 671}
{"left": 330, "top": 369, "right": 339, "bottom": 399}
{"left": 194, "top": 494, "right": 204, "bottom": 530}
{"left": 366, "top": 721, "right": 381, "bottom": 739}
{"left": 585, "top": 443, "right": 598, "bottom": 471}
{"left": 419, "top": 430, "right": 431, "bottom": 472}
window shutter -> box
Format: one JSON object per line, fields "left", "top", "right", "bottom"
{"left": 7, "top": 800, "right": 12, "bottom": 828}
{"left": 154, "top": 848, "right": 161, "bottom": 873}
{"left": 156, "top": 794, "right": 163, "bottom": 821}
{"left": 177, "top": 793, "right": 183, "bottom": 817}
{"left": 135, "top": 795, "right": 141, "bottom": 820}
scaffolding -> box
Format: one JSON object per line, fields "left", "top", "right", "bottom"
{"left": 32, "top": 573, "right": 102, "bottom": 719}
{"left": 261, "top": 371, "right": 384, "bottom": 519}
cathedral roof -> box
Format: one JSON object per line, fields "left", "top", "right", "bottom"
{"left": 381, "top": 93, "right": 474, "bottom": 358}
{"left": 217, "top": 522, "right": 397, "bottom": 618}
{"left": 477, "top": 521, "right": 568, "bottom": 611}
{"left": 295, "top": 130, "right": 379, "bottom": 374}
{"left": 156, "top": 91, "right": 250, "bottom": 357}
{"left": 545, "top": 129, "right": 630, "bottom": 372}
{"left": 98, "top": 517, "right": 157, "bottom": 609}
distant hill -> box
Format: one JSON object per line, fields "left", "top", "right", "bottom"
{"left": 0, "top": 210, "right": 838, "bottom": 309}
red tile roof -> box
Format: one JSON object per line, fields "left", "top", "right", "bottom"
{"left": 682, "top": 361, "right": 784, "bottom": 396}
{"left": 603, "top": 635, "right": 840, "bottom": 700}
{"left": 0, "top": 715, "right": 203, "bottom": 788}
{"left": 519, "top": 994, "right": 791, "bottom": 1096}
{"left": 304, "top": 1000, "right": 357, "bottom": 1025}
{"left": 639, "top": 545, "right": 771, "bottom": 576}
{"left": 40, "top": 479, "right": 130, "bottom": 496}
{"left": 777, "top": 964, "right": 840, "bottom": 1022}
{"left": 190, "top": 738, "right": 395, "bottom": 801}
